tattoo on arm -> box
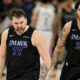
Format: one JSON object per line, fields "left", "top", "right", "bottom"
{"left": 59, "top": 27, "right": 66, "bottom": 44}
{"left": 39, "top": 64, "right": 50, "bottom": 80}
{"left": 51, "top": 27, "right": 67, "bottom": 67}
{"left": 51, "top": 46, "right": 59, "bottom": 67}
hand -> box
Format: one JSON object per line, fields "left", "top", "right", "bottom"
{"left": 0, "top": 77, "right": 2, "bottom": 80}
{"left": 48, "top": 67, "right": 56, "bottom": 78}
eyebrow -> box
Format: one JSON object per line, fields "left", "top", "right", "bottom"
{"left": 14, "top": 21, "right": 24, "bottom": 24}
{"left": 20, "top": 21, "right": 23, "bottom": 24}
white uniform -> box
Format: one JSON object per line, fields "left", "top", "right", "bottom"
{"left": 35, "top": 4, "right": 55, "bottom": 48}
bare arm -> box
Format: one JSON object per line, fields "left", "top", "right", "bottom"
{"left": 48, "top": 22, "right": 72, "bottom": 78}
{"left": 51, "top": 21, "right": 72, "bottom": 69}
{"left": 50, "top": 13, "right": 61, "bottom": 54}
{"left": 32, "top": 30, "right": 51, "bottom": 80}
{"left": 30, "top": 8, "right": 39, "bottom": 28}
{"left": 0, "top": 29, "right": 8, "bottom": 79}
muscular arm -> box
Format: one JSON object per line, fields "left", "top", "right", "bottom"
{"left": 51, "top": 21, "right": 72, "bottom": 69}
{"left": 30, "top": 8, "right": 39, "bottom": 28}
{"left": 0, "top": 29, "right": 8, "bottom": 79}
{"left": 32, "top": 30, "right": 51, "bottom": 80}
{"left": 50, "top": 13, "right": 61, "bottom": 54}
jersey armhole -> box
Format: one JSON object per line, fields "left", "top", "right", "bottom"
{"left": 6, "top": 28, "right": 10, "bottom": 45}
{"left": 31, "top": 30, "right": 37, "bottom": 47}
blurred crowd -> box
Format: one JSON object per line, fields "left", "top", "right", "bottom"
{"left": 0, "top": 0, "right": 77, "bottom": 80}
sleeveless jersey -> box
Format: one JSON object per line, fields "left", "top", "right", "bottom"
{"left": 36, "top": 5, "right": 55, "bottom": 30}
{"left": 66, "top": 19, "right": 80, "bottom": 65}
{"left": 61, "top": 9, "right": 75, "bottom": 28}
{"left": 6, "top": 26, "right": 40, "bottom": 80}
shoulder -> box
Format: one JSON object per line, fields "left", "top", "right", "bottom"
{"left": 2, "top": 28, "right": 9, "bottom": 35}
{"left": 31, "top": 30, "right": 44, "bottom": 46}
{"left": 63, "top": 21, "right": 72, "bottom": 34}
{"left": 33, "top": 4, "right": 41, "bottom": 13}
{"left": 1, "top": 28, "right": 9, "bottom": 40}
{"left": 64, "top": 21, "right": 72, "bottom": 29}
{"left": 32, "top": 30, "right": 43, "bottom": 39}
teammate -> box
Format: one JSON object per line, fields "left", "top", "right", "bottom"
{"left": 49, "top": 0, "right": 80, "bottom": 80}
{"left": 50, "top": 0, "right": 76, "bottom": 69}
{"left": 0, "top": 8, "right": 51, "bottom": 80}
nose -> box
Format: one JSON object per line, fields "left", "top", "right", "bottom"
{"left": 18, "top": 23, "right": 21, "bottom": 28}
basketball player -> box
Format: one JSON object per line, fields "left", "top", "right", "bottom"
{"left": 49, "top": 0, "right": 80, "bottom": 80}
{"left": 0, "top": 8, "right": 51, "bottom": 80}
{"left": 50, "top": 0, "right": 75, "bottom": 69}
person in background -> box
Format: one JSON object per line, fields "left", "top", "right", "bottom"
{"left": 23, "top": 0, "right": 35, "bottom": 25}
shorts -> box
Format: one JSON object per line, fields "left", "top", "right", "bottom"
{"left": 60, "top": 62, "right": 80, "bottom": 80}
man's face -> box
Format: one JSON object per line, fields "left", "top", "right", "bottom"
{"left": 12, "top": 16, "right": 27, "bottom": 34}
{"left": 76, "top": 5, "right": 80, "bottom": 20}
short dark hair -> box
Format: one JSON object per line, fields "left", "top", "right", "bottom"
{"left": 10, "top": 8, "right": 26, "bottom": 19}
{"left": 75, "top": 0, "right": 80, "bottom": 11}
